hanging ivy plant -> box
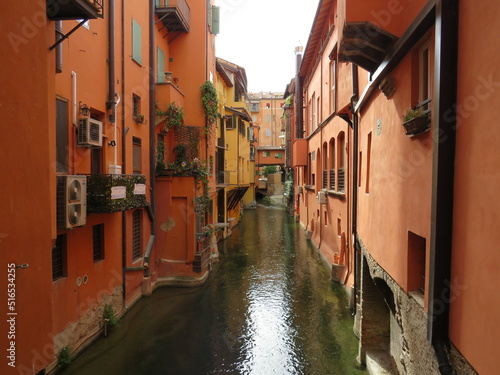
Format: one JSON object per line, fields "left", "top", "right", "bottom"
{"left": 157, "top": 102, "right": 184, "bottom": 132}
{"left": 200, "top": 81, "right": 218, "bottom": 125}
{"left": 200, "top": 81, "right": 219, "bottom": 138}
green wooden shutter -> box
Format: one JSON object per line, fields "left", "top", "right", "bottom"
{"left": 211, "top": 6, "right": 220, "bottom": 35}
{"left": 157, "top": 47, "right": 165, "bottom": 83}
{"left": 132, "top": 18, "right": 142, "bottom": 65}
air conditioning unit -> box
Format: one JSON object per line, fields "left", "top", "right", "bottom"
{"left": 57, "top": 175, "right": 87, "bottom": 229}
{"left": 295, "top": 186, "right": 303, "bottom": 195}
{"left": 78, "top": 118, "right": 102, "bottom": 147}
{"left": 317, "top": 190, "right": 327, "bottom": 204}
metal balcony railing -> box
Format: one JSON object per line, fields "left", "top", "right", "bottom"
{"left": 155, "top": 0, "right": 190, "bottom": 33}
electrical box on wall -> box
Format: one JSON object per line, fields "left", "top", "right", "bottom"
{"left": 317, "top": 190, "right": 327, "bottom": 204}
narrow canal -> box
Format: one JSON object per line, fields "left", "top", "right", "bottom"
{"left": 62, "top": 205, "right": 363, "bottom": 375}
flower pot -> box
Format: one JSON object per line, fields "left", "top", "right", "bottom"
{"left": 402, "top": 115, "right": 430, "bottom": 137}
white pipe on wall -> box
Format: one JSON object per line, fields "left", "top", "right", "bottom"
{"left": 71, "top": 71, "right": 77, "bottom": 125}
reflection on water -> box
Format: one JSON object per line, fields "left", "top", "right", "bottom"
{"left": 62, "top": 205, "right": 363, "bottom": 375}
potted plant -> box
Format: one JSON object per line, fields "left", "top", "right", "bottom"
{"left": 402, "top": 107, "right": 430, "bottom": 136}
{"left": 133, "top": 114, "right": 145, "bottom": 124}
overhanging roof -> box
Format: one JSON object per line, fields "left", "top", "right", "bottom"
{"left": 338, "top": 22, "right": 398, "bottom": 73}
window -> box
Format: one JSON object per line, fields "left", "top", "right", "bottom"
{"left": 265, "top": 115, "right": 271, "bottom": 123}
{"left": 238, "top": 118, "right": 245, "bottom": 136}
{"left": 91, "top": 147, "right": 102, "bottom": 174}
{"left": 337, "top": 133, "right": 345, "bottom": 192}
{"left": 408, "top": 231, "right": 426, "bottom": 296}
{"left": 317, "top": 95, "right": 321, "bottom": 126}
{"left": 322, "top": 142, "right": 328, "bottom": 189}
{"left": 133, "top": 137, "right": 142, "bottom": 174}
{"left": 366, "top": 132, "right": 372, "bottom": 194}
{"left": 132, "top": 18, "right": 142, "bottom": 65}
{"left": 157, "top": 47, "right": 165, "bottom": 83}
{"left": 52, "top": 234, "right": 67, "bottom": 280}
{"left": 419, "top": 41, "right": 431, "bottom": 110}
{"left": 250, "top": 103, "right": 259, "bottom": 112}
{"left": 93, "top": 224, "right": 105, "bottom": 262}
{"left": 56, "top": 98, "right": 69, "bottom": 173}
{"left": 265, "top": 129, "right": 271, "bottom": 137}
{"left": 275, "top": 152, "right": 282, "bottom": 159}
{"left": 329, "top": 138, "right": 335, "bottom": 190}
{"left": 263, "top": 151, "right": 271, "bottom": 157}
{"left": 225, "top": 116, "right": 235, "bottom": 130}
{"left": 132, "top": 210, "right": 142, "bottom": 260}
{"left": 312, "top": 93, "right": 316, "bottom": 130}
{"left": 330, "top": 50, "right": 337, "bottom": 113}
{"left": 133, "top": 94, "right": 141, "bottom": 117}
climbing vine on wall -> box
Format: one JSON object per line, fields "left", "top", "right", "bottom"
{"left": 200, "top": 81, "right": 219, "bottom": 138}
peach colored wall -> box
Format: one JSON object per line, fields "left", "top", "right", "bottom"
{"left": 448, "top": 1, "right": 500, "bottom": 373}
{"left": 356, "top": 54, "right": 432, "bottom": 295}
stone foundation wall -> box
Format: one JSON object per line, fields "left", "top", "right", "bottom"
{"left": 359, "top": 238, "right": 440, "bottom": 374}
{"left": 49, "top": 285, "right": 123, "bottom": 372}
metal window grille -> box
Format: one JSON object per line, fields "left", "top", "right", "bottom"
{"left": 338, "top": 168, "right": 345, "bottom": 192}
{"left": 330, "top": 169, "right": 336, "bottom": 190}
{"left": 52, "top": 234, "right": 66, "bottom": 280}
{"left": 132, "top": 210, "right": 142, "bottom": 260}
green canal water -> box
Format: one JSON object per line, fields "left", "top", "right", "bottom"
{"left": 61, "top": 205, "right": 364, "bottom": 375}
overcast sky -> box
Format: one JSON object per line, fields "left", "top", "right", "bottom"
{"left": 215, "top": 0, "right": 320, "bottom": 93}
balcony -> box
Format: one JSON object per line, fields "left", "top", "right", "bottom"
{"left": 155, "top": 82, "right": 185, "bottom": 110}
{"left": 155, "top": 0, "right": 190, "bottom": 33}
{"left": 292, "top": 139, "right": 307, "bottom": 167}
{"left": 339, "top": 22, "right": 397, "bottom": 73}
{"left": 86, "top": 174, "right": 147, "bottom": 214}
{"left": 47, "top": 0, "right": 104, "bottom": 20}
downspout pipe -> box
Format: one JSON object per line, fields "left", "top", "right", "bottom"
{"left": 120, "top": 0, "right": 127, "bottom": 307}
{"left": 144, "top": 0, "right": 157, "bottom": 278}
{"left": 428, "top": 0, "right": 459, "bottom": 373}
{"left": 295, "top": 51, "right": 303, "bottom": 139}
{"left": 350, "top": 64, "right": 359, "bottom": 306}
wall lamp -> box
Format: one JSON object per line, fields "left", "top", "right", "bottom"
{"left": 79, "top": 102, "right": 90, "bottom": 117}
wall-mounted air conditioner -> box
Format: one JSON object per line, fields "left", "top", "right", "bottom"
{"left": 295, "top": 186, "right": 303, "bottom": 195}
{"left": 57, "top": 175, "right": 87, "bottom": 229}
{"left": 317, "top": 190, "right": 327, "bottom": 204}
{"left": 78, "top": 118, "right": 102, "bottom": 147}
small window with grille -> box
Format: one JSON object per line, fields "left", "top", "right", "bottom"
{"left": 132, "top": 210, "right": 142, "bottom": 260}
{"left": 52, "top": 234, "right": 67, "bottom": 281}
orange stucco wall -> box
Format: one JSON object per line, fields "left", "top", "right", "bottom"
{"left": 448, "top": 1, "right": 500, "bottom": 373}
{"left": 0, "top": 3, "right": 56, "bottom": 371}
{"left": 345, "top": 0, "right": 428, "bottom": 37}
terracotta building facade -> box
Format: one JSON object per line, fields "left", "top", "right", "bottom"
{"left": 290, "top": 0, "right": 500, "bottom": 374}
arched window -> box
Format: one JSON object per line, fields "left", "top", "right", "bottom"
{"left": 329, "top": 138, "right": 335, "bottom": 190}
{"left": 322, "top": 142, "right": 328, "bottom": 189}
{"left": 337, "top": 132, "right": 345, "bottom": 192}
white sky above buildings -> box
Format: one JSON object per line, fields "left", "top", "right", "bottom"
{"left": 216, "top": 0, "right": 320, "bottom": 93}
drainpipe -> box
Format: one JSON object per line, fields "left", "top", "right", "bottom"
{"left": 428, "top": 1, "right": 459, "bottom": 373}
{"left": 121, "top": 0, "right": 127, "bottom": 307}
{"left": 144, "top": 0, "right": 157, "bottom": 277}
{"left": 350, "top": 64, "right": 359, "bottom": 305}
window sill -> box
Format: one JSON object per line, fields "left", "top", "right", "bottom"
{"left": 326, "top": 190, "right": 346, "bottom": 200}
